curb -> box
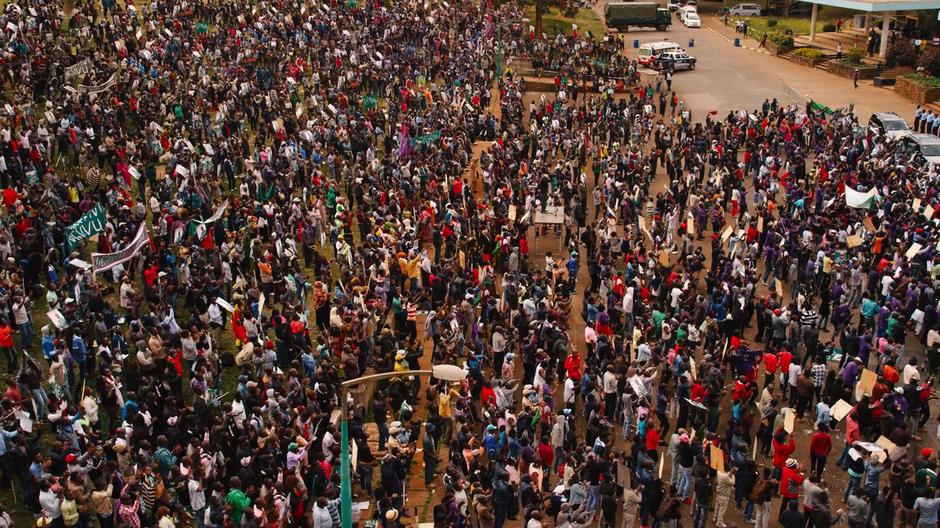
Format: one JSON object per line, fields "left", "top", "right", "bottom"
{"left": 703, "top": 21, "right": 770, "bottom": 55}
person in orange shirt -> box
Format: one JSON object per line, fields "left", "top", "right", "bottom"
{"left": 882, "top": 360, "right": 901, "bottom": 385}
{"left": 0, "top": 318, "right": 14, "bottom": 372}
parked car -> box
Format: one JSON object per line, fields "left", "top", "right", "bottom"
{"left": 682, "top": 11, "right": 701, "bottom": 27}
{"left": 667, "top": 0, "right": 681, "bottom": 11}
{"left": 652, "top": 51, "right": 697, "bottom": 70}
{"left": 727, "top": 3, "right": 761, "bottom": 16}
{"left": 897, "top": 133, "right": 940, "bottom": 166}
{"left": 637, "top": 41, "right": 684, "bottom": 66}
{"left": 868, "top": 112, "right": 910, "bottom": 139}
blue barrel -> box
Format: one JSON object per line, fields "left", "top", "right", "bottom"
{"left": 633, "top": 39, "right": 639, "bottom": 48}
{"left": 688, "top": 38, "right": 695, "bottom": 47}
{"left": 734, "top": 37, "right": 741, "bottom": 47}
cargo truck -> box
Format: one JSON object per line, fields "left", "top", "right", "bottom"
{"left": 604, "top": 2, "right": 671, "bottom": 31}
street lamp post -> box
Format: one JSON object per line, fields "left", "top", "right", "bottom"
{"left": 339, "top": 364, "right": 468, "bottom": 528}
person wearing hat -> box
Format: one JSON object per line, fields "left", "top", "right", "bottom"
{"left": 778, "top": 458, "right": 805, "bottom": 521}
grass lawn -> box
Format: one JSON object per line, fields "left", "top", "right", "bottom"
{"left": 524, "top": 6, "right": 607, "bottom": 40}
{"left": 741, "top": 16, "right": 827, "bottom": 36}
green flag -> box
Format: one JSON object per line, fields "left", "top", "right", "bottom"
{"left": 66, "top": 203, "right": 106, "bottom": 251}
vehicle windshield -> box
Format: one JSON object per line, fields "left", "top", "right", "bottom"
{"left": 921, "top": 143, "right": 940, "bottom": 156}
{"left": 883, "top": 120, "right": 908, "bottom": 131}
{"left": 687, "top": 14, "right": 698, "bottom": 19}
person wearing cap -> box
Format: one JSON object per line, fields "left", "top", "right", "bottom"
{"left": 778, "top": 458, "right": 805, "bottom": 521}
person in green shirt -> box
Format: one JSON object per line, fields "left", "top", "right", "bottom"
{"left": 225, "top": 476, "right": 252, "bottom": 525}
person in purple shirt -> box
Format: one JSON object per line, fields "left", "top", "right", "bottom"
{"left": 877, "top": 306, "right": 891, "bottom": 338}
{"left": 842, "top": 356, "right": 862, "bottom": 386}
{"left": 831, "top": 280, "right": 845, "bottom": 306}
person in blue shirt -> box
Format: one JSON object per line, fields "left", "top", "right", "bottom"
{"left": 42, "top": 325, "right": 56, "bottom": 362}
{"left": 863, "top": 456, "right": 886, "bottom": 526}
{"left": 71, "top": 333, "right": 88, "bottom": 400}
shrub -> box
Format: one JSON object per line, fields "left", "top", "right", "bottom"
{"left": 767, "top": 31, "right": 793, "bottom": 48}
{"left": 793, "top": 47, "right": 825, "bottom": 59}
{"left": 919, "top": 46, "right": 940, "bottom": 77}
{"left": 845, "top": 47, "right": 866, "bottom": 65}
{"left": 822, "top": 22, "right": 836, "bottom": 32}
{"left": 767, "top": 18, "right": 778, "bottom": 27}
{"left": 902, "top": 73, "right": 940, "bottom": 87}
{"left": 768, "top": 31, "right": 794, "bottom": 47}
{"left": 887, "top": 40, "right": 918, "bottom": 67}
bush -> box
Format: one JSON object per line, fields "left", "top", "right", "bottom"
{"left": 919, "top": 47, "right": 940, "bottom": 77}
{"left": 794, "top": 47, "right": 825, "bottom": 59}
{"left": 845, "top": 47, "right": 866, "bottom": 65}
{"left": 887, "top": 40, "right": 918, "bottom": 68}
{"left": 767, "top": 18, "right": 778, "bottom": 27}
{"left": 768, "top": 31, "right": 794, "bottom": 47}
{"left": 902, "top": 73, "right": 940, "bottom": 87}
{"left": 822, "top": 22, "right": 836, "bottom": 32}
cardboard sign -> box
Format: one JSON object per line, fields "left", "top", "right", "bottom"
{"left": 831, "top": 399, "right": 853, "bottom": 422}
{"left": 913, "top": 197, "right": 922, "bottom": 211}
{"left": 856, "top": 368, "right": 877, "bottom": 401}
{"left": 617, "top": 462, "right": 631, "bottom": 487}
{"left": 757, "top": 216, "right": 764, "bottom": 233}
{"left": 47, "top": 309, "right": 68, "bottom": 330}
{"left": 215, "top": 298, "right": 235, "bottom": 313}
{"left": 906, "top": 243, "right": 923, "bottom": 260}
{"left": 863, "top": 217, "right": 876, "bottom": 233}
{"left": 783, "top": 407, "right": 795, "bottom": 434}
{"left": 846, "top": 235, "right": 864, "bottom": 248}
{"left": 659, "top": 251, "right": 670, "bottom": 268}
{"left": 709, "top": 444, "right": 725, "bottom": 472}
{"left": 720, "top": 225, "right": 733, "bottom": 242}
{"left": 875, "top": 435, "right": 896, "bottom": 452}
{"left": 775, "top": 279, "right": 784, "bottom": 299}
{"left": 925, "top": 204, "right": 935, "bottom": 221}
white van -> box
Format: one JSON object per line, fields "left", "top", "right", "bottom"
{"left": 728, "top": 3, "right": 761, "bottom": 16}
{"left": 637, "top": 41, "right": 683, "bottom": 66}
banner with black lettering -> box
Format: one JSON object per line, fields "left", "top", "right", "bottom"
{"left": 91, "top": 223, "right": 149, "bottom": 273}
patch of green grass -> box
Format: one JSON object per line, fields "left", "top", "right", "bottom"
{"left": 743, "top": 16, "right": 826, "bottom": 37}
{"left": 902, "top": 73, "right": 940, "bottom": 87}
{"left": 524, "top": 6, "right": 607, "bottom": 40}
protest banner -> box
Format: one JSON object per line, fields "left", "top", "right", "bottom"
{"left": 92, "top": 223, "right": 149, "bottom": 273}
{"left": 65, "top": 203, "right": 106, "bottom": 251}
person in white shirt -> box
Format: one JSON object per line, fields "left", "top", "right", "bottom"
{"left": 188, "top": 474, "right": 206, "bottom": 518}
{"left": 603, "top": 364, "right": 619, "bottom": 420}
{"left": 903, "top": 357, "right": 921, "bottom": 385}
{"left": 39, "top": 483, "right": 63, "bottom": 522}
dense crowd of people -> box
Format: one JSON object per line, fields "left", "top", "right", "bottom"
{"left": 0, "top": 0, "right": 939, "bottom": 527}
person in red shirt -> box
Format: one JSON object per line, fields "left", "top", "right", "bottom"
{"left": 564, "top": 352, "right": 582, "bottom": 384}
{"left": 763, "top": 351, "right": 779, "bottom": 388}
{"left": 779, "top": 458, "right": 805, "bottom": 514}
{"left": 779, "top": 348, "right": 794, "bottom": 397}
{"left": 538, "top": 436, "right": 554, "bottom": 472}
{"left": 809, "top": 424, "right": 832, "bottom": 479}
{"left": 645, "top": 419, "right": 661, "bottom": 457}
{"left": 772, "top": 428, "right": 796, "bottom": 476}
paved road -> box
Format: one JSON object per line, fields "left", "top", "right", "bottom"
{"left": 608, "top": 8, "right": 916, "bottom": 121}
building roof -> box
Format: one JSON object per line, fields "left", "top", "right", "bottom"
{"left": 799, "top": 0, "right": 940, "bottom": 11}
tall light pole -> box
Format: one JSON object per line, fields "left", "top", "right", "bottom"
{"left": 340, "top": 364, "right": 468, "bottom": 528}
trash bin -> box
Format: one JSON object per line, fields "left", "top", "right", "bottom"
{"left": 734, "top": 37, "right": 740, "bottom": 47}
{"left": 688, "top": 38, "right": 695, "bottom": 47}
{"left": 633, "top": 39, "right": 639, "bottom": 48}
